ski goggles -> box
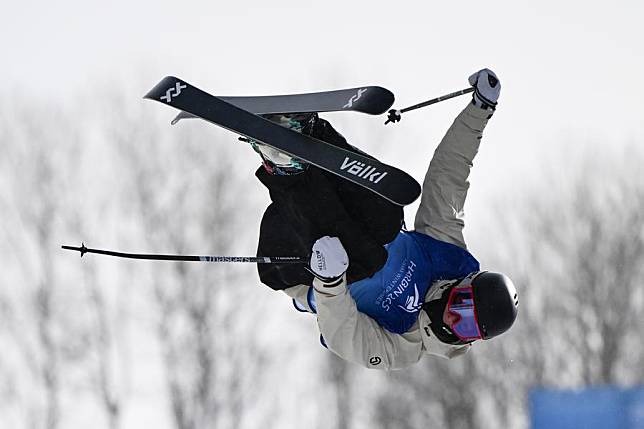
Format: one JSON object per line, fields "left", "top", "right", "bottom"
{"left": 446, "top": 286, "right": 482, "bottom": 341}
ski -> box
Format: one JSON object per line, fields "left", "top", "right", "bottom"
{"left": 170, "top": 86, "right": 394, "bottom": 125}
{"left": 144, "top": 76, "right": 420, "bottom": 206}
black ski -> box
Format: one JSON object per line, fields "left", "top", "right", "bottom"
{"left": 170, "top": 86, "right": 394, "bottom": 125}
{"left": 144, "top": 76, "right": 420, "bottom": 206}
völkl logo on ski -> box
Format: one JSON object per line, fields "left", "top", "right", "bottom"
{"left": 343, "top": 88, "right": 368, "bottom": 109}
{"left": 340, "top": 157, "right": 388, "bottom": 183}
{"left": 160, "top": 82, "right": 187, "bottom": 103}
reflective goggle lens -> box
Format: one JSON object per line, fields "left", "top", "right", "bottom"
{"left": 447, "top": 287, "right": 482, "bottom": 341}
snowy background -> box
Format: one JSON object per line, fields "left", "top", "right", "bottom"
{"left": 1, "top": 1, "right": 643, "bottom": 428}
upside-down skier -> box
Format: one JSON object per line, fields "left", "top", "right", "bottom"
{"left": 61, "top": 69, "right": 517, "bottom": 370}
{"left": 250, "top": 68, "right": 519, "bottom": 370}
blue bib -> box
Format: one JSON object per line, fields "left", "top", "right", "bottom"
{"left": 348, "top": 231, "right": 480, "bottom": 334}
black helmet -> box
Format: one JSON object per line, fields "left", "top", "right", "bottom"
{"left": 472, "top": 271, "right": 519, "bottom": 339}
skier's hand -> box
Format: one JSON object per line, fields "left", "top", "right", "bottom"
{"left": 309, "top": 236, "right": 349, "bottom": 285}
{"left": 469, "top": 68, "right": 501, "bottom": 110}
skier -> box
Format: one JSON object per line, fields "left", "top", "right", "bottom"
{"left": 250, "top": 69, "right": 518, "bottom": 370}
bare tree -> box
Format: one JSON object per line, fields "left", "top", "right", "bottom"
{"left": 523, "top": 152, "right": 644, "bottom": 385}
{"left": 479, "top": 145, "right": 644, "bottom": 426}
{"left": 0, "top": 98, "right": 85, "bottom": 429}
{"left": 111, "top": 97, "right": 268, "bottom": 429}
{"left": 78, "top": 248, "right": 123, "bottom": 429}
{"left": 322, "top": 352, "right": 352, "bottom": 429}
{"left": 370, "top": 144, "right": 644, "bottom": 429}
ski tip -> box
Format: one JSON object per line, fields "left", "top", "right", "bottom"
{"left": 357, "top": 86, "right": 395, "bottom": 115}
{"left": 375, "top": 86, "right": 395, "bottom": 99}
{"left": 390, "top": 188, "right": 421, "bottom": 207}
{"left": 143, "top": 76, "right": 185, "bottom": 101}
{"left": 170, "top": 111, "right": 197, "bottom": 125}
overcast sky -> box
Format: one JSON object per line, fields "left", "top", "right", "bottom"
{"left": 7, "top": 2, "right": 642, "bottom": 132}
{"left": 4, "top": 0, "right": 643, "bottom": 220}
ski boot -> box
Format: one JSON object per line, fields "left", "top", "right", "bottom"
{"left": 247, "top": 113, "right": 317, "bottom": 176}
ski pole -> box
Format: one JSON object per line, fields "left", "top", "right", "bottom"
{"left": 385, "top": 87, "right": 474, "bottom": 125}
{"left": 61, "top": 243, "right": 307, "bottom": 264}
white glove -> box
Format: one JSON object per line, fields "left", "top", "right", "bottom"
{"left": 468, "top": 68, "right": 501, "bottom": 110}
{"left": 310, "top": 236, "right": 349, "bottom": 283}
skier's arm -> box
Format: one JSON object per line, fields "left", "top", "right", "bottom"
{"left": 309, "top": 237, "right": 423, "bottom": 370}
{"left": 414, "top": 69, "right": 500, "bottom": 249}
{"left": 282, "top": 285, "right": 316, "bottom": 313}
{"left": 313, "top": 277, "right": 423, "bottom": 370}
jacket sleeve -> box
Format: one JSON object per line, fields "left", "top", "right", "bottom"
{"left": 282, "top": 285, "right": 315, "bottom": 313}
{"left": 312, "top": 276, "right": 424, "bottom": 370}
{"left": 414, "top": 103, "right": 493, "bottom": 249}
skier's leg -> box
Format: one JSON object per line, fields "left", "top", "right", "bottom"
{"left": 334, "top": 178, "right": 404, "bottom": 244}
{"left": 304, "top": 116, "right": 404, "bottom": 245}
{"left": 256, "top": 165, "right": 388, "bottom": 285}
{"left": 252, "top": 113, "right": 400, "bottom": 287}
{"left": 257, "top": 202, "right": 314, "bottom": 290}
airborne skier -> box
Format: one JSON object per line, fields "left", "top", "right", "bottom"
{"left": 69, "top": 68, "right": 519, "bottom": 370}
{"left": 251, "top": 69, "right": 519, "bottom": 370}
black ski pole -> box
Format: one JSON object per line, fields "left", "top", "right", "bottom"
{"left": 385, "top": 87, "right": 475, "bottom": 125}
{"left": 61, "top": 243, "right": 307, "bottom": 264}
